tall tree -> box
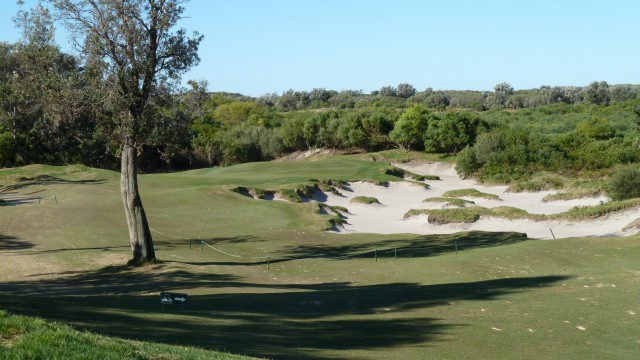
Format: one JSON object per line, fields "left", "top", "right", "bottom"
{"left": 51, "top": 0, "right": 203, "bottom": 264}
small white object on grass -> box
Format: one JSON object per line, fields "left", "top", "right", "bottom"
{"left": 491, "top": 327, "right": 502, "bottom": 331}
{"left": 576, "top": 326, "right": 586, "bottom": 331}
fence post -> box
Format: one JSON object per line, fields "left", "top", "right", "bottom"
{"left": 189, "top": 238, "right": 192, "bottom": 250}
{"left": 394, "top": 248, "right": 397, "bottom": 261}
{"left": 375, "top": 249, "right": 377, "bottom": 262}
{"left": 267, "top": 256, "right": 270, "bottom": 270}
{"left": 54, "top": 196, "right": 57, "bottom": 205}
{"left": 200, "top": 241, "right": 204, "bottom": 251}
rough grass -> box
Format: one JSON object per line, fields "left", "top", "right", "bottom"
{"left": 364, "top": 149, "right": 456, "bottom": 164}
{"left": 423, "top": 197, "right": 475, "bottom": 208}
{"left": 543, "top": 188, "right": 603, "bottom": 202}
{"left": 405, "top": 199, "right": 640, "bottom": 224}
{"left": 442, "top": 188, "right": 502, "bottom": 200}
{"left": 350, "top": 196, "right": 381, "bottom": 205}
{"left": 555, "top": 198, "right": 640, "bottom": 220}
{"left": 507, "top": 177, "right": 565, "bottom": 192}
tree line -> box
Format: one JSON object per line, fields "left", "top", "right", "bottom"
{"left": 2, "top": 4, "right": 640, "bottom": 177}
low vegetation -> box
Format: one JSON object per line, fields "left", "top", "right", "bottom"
{"left": 405, "top": 198, "right": 640, "bottom": 224}
{"left": 607, "top": 165, "right": 640, "bottom": 200}
{"left": 506, "top": 176, "right": 565, "bottom": 192}
{"left": 423, "top": 197, "right": 475, "bottom": 207}
{"left": 543, "top": 188, "right": 603, "bottom": 202}
{"left": 350, "top": 196, "right": 381, "bottom": 205}
{"left": 442, "top": 188, "right": 502, "bottom": 200}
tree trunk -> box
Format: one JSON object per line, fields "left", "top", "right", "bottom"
{"left": 120, "top": 136, "right": 156, "bottom": 264}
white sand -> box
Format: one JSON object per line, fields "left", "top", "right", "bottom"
{"left": 319, "top": 162, "right": 639, "bottom": 239}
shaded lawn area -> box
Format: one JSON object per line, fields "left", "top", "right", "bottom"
{"left": 0, "top": 260, "right": 567, "bottom": 360}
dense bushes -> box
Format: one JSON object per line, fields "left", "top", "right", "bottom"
{"left": 607, "top": 165, "right": 640, "bottom": 200}
{"left": 456, "top": 124, "right": 640, "bottom": 181}
{"left": 2, "top": 36, "right": 640, "bottom": 174}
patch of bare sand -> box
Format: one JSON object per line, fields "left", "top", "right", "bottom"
{"left": 320, "top": 162, "right": 637, "bottom": 239}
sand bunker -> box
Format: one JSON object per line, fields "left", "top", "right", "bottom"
{"left": 318, "top": 162, "right": 640, "bottom": 239}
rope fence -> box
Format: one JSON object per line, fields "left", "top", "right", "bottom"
{"left": 150, "top": 226, "right": 465, "bottom": 270}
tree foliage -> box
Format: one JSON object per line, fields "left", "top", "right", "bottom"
{"left": 390, "top": 105, "right": 431, "bottom": 150}
{"left": 51, "top": 0, "right": 203, "bottom": 264}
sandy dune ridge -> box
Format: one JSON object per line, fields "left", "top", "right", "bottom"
{"left": 318, "top": 162, "right": 640, "bottom": 239}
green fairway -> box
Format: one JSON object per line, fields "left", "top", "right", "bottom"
{"left": 1, "top": 158, "right": 639, "bottom": 359}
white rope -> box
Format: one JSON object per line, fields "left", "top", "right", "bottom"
{"left": 149, "top": 226, "right": 401, "bottom": 262}
{"left": 149, "top": 226, "right": 190, "bottom": 240}
{"left": 201, "top": 241, "right": 243, "bottom": 258}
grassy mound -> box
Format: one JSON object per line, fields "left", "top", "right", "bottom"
{"left": 0, "top": 310, "right": 254, "bottom": 359}
{"left": 406, "top": 199, "right": 640, "bottom": 224}
{"left": 350, "top": 196, "right": 381, "bottom": 205}
{"left": 423, "top": 197, "right": 475, "bottom": 207}
{"left": 543, "top": 188, "right": 603, "bottom": 202}
{"left": 442, "top": 188, "right": 501, "bottom": 200}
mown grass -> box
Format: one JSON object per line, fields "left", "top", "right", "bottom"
{"left": 2, "top": 158, "right": 640, "bottom": 359}
{"left": 0, "top": 310, "right": 254, "bottom": 359}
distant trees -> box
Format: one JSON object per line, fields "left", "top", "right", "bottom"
{"left": 390, "top": 105, "right": 431, "bottom": 150}
{"left": 486, "top": 82, "right": 514, "bottom": 108}
{"left": 396, "top": 83, "right": 416, "bottom": 98}
{"left": 583, "top": 81, "right": 611, "bottom": 105}
{"left": 424, "top": 112, "right": 487, "bottom": 154}
{"left": 3, "top": 4, "right": 640, "bottom": 188}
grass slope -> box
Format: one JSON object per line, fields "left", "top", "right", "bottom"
{"left": 0, "top": 310, "right": 254, "bottom": 359}
{"left": 2, "top": 157, "right": 640, "bottom": 359}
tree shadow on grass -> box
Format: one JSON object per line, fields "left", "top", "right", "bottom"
{"left": 0, "top": 260, "right": 570, "bottom": 359}
{"left": 22, "top": 239, "right": 195, "bottom": 256}
{"left": 190, "top": 231, "right": 529, "bottom": 267}
{"left": 0, "top": 233, "right": 34, "bottom": 250}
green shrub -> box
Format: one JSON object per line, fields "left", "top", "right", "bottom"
{"left": 0, "top": 132, "right": 16, "bottom": 167}
{"left": 576, "top": 118, "right": 616, "bottom": 140}
{"left": 455, "top": 145, "right": 480, "bottom": 178}
{"left": 607, "top": 165, "right": 640, "bottom": 200}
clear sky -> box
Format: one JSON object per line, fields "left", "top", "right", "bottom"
{"left": 2, "top": 0, "right": 639, "bottom": 96}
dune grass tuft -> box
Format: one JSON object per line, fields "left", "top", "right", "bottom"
{"left": 423, "top": 197, "right": 475, "bottom": 207}
{"left": 507, "top": 177, "right": 564, "bottom": 192}
{"left": 543, "top": 188, "right": 603, "bottom": 202}
{"left": 406, "top": 198, "right": 640, "bottom": 224}
{"left": 442, "top": 188, "right": 501, "bottom": 200}
{"left": 350, "top": 196, "right": 381, "bottom": 205}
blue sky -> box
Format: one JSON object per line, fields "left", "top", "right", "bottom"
{"left": 2, "top": 0, "right": 639, "bottom": 96}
